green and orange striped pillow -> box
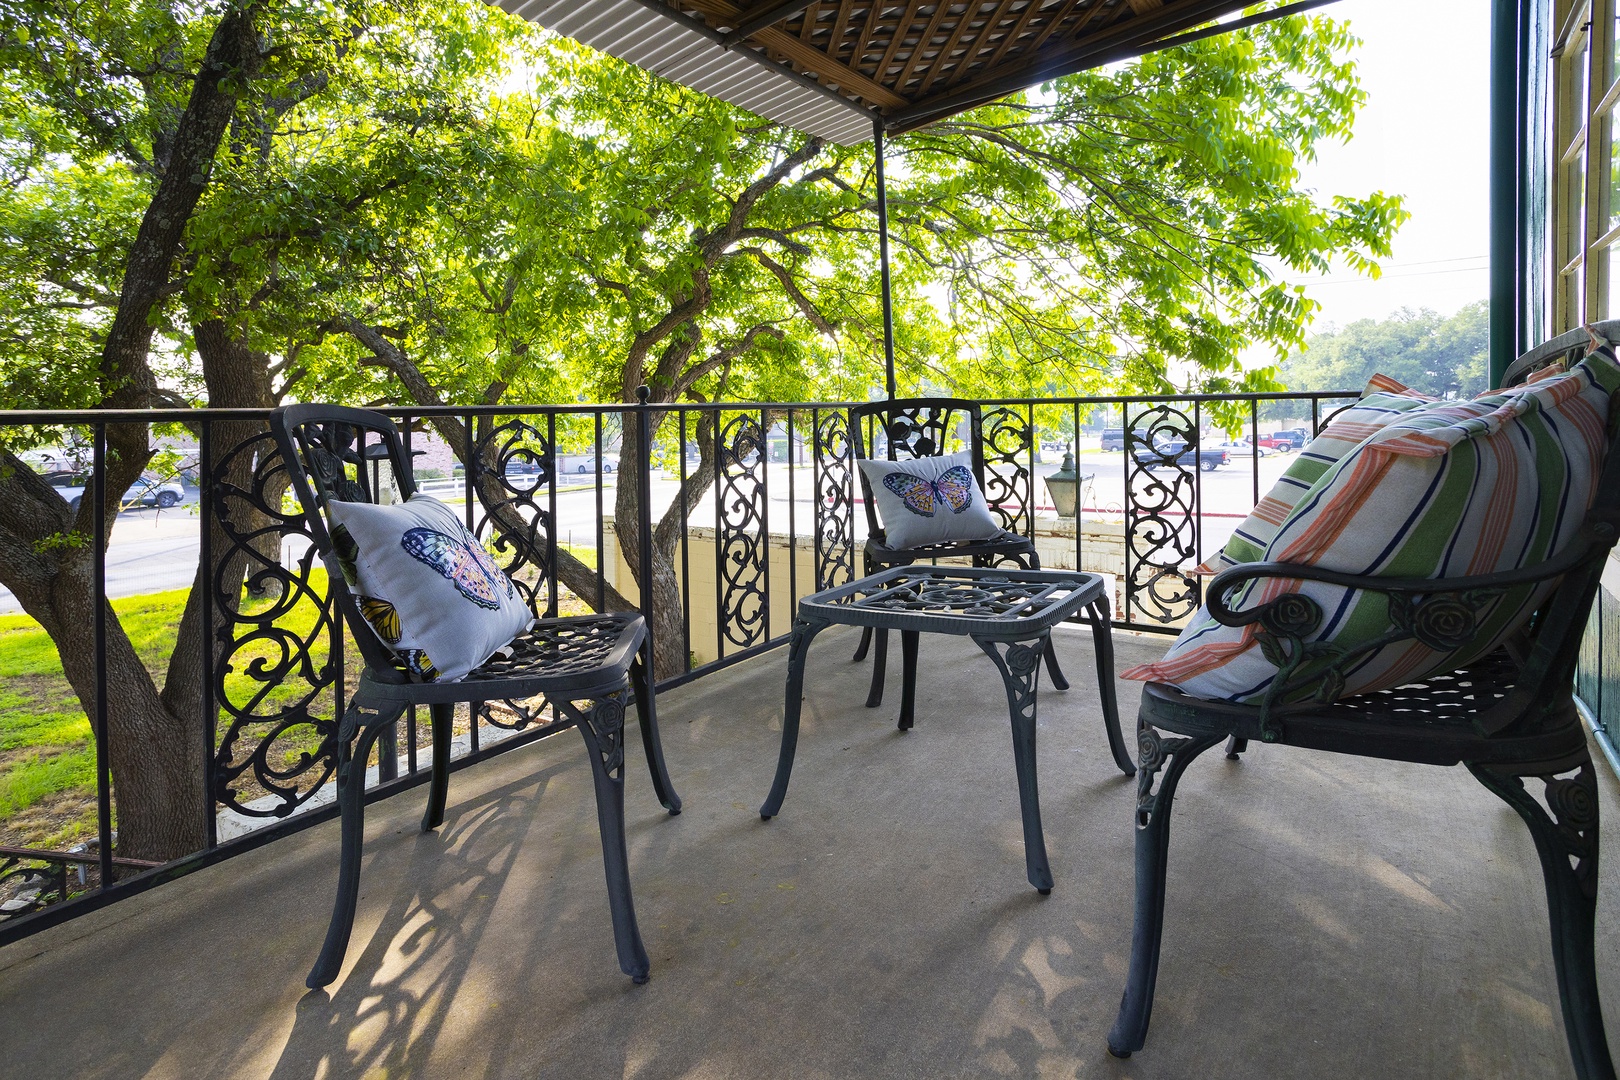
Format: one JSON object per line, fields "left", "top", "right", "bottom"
{"left": 1195, "top": 374, "right": 1435, "bottom": 575}
{"left": 1125, "top": 348, "right": 1620, "bottom": 704}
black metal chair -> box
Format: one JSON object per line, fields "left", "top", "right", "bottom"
{"left": 271, "top": 404, "right": 681, "bottom": 990}
{"left": 1107, "top": 344, "right": 1619, "bottom": 1080}
{"left": 849, "top": 397, "right": 1068, "bottom": 710}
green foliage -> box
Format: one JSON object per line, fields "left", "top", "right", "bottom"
{"left": 0, "top": 1, "right": 1403, "bottom": 417}
{"left": 1280, "top": 301, "right": 1489, "bottom": 400}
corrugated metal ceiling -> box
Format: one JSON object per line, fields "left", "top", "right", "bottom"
{"left": 491, "top": 0, "right": 1334, "bottom": 146}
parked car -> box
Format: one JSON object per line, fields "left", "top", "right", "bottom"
{"left": 1257, "top": 429, "right": 1308, "bottom": 452}
{"left": 1210, "top": 437, "right": 1271, "bottom": 457}
{"left": 1132, "top": 439, "right": 1230, "bottom": 472}
{"left": 554, "top": 452, "right": 621, "bottom": 474}
{"left": 1100, "top": 428, "right": 1157, "bottom": 452}
{"left": 50, "top": 472, "right": 185, "bottom": 511}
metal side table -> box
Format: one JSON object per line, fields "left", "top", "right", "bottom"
{"left": 760, "top": 565, "right": 1134, "bottom": 893}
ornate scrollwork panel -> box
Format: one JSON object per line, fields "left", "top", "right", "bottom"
{"left": 1472, "top": 760, "right": 1601, "bottom": 900}
{"left": 1124, "top": 404, "right": 1200, "bottom": 627}
{"left": 814, "top": 410, "right": 855, "bottom": 591}
{"left": 980, "top": 406, "right": 1033, "bottom": 535}
{"left": 1133, "top": 725, "right": 1221, "bottom": 828}
{"left": 211, "top": 430, "right": 340, "bottom": 819}
{"left": 717, "top": 412, "right": 768, "bottom": 649}
{"left": 976, "top": 636, "right": 1043, "bottom": 723}
{"left": 876, "top": 405, "right": 966, "bottom": 460}
{"left": 469, "top": 415, "right": 555, "bottom": 619}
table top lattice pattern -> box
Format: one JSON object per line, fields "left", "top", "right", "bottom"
{"left": 800, "top": 566, "right": 1105, "bottom": 638}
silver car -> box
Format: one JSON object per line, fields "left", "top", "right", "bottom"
{"left": 51, "top": 473, "right": 186, "bottom": 512}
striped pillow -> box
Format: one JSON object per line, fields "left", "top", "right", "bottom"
{"left": 1124, "top": 347, "right": 1620, "bottom": 704}
{"left": 1196, "top": 375, "right": 1435, "bottom": 575}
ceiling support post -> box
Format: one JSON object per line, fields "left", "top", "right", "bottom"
{"left": 875, "top": 117, "right": 897, "bottom": 400}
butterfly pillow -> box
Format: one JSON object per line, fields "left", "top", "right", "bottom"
{"left": 325, "top": 494, "right": 533, "bottom": 682}
{"left": 858, "top": 450, "right": 1004, "bottom": 549}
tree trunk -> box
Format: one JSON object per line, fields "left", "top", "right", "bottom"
{"left": 614, "top": 405, "right": 720, "bottom": 680}
{"left": 160, "top": 320, "right": 278, "bottom": 788}
{"left": 0, "top": 459, "right": 206, "bottom": 862}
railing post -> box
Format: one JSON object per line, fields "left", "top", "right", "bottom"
{"left": 199, "top": 420, "right": 217, "bottom": 850}
{"left": 636, "top": 387, "right": 656, "bottom": 673}
{"left": 92, "top": 422, "right": 113, "bottom": 887}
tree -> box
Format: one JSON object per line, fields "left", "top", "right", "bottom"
{"left": 0, "top": 0, "right": 516, "bottom": 860}
{"left": 0, "top": 1, "right": 1404, "bottom": 857}
{"left": 1279, "top": 302, "right": 1490, "bottom": 400}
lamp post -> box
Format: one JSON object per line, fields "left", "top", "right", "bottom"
{"left": 1043, "top": 446, "right": 1080, "bottom": 518}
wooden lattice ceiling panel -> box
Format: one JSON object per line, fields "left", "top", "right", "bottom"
{"left": 494, "top": 0, "right": 1330, "bottom": 143}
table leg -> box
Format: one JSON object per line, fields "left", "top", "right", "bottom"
{"left": 898, "top": 629, "right": 919, "bottom": 730}
{"left": 864, "top": 628, "right": 889, "bottom": 708}
{"left": 1088, "top": 597, "right": 1135, "bottom": 777}
{"left": 974, "top": 633, "right": 1054, "bottom": 893}
{"left": 761, "top": 617, "right": 828, "bottom": 819}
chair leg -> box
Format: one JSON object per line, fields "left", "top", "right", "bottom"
{"left": 853, "top": 553, "right": 878, "bottom": 663}
{"left": 865, "top": 628, "right": 889, "bottom": 708}
{"left": 1469, "top": 759, "right": 1616, "bottom": 1080}
{"left": 630, "top": 641, "right": 682, "bottom": 814}
{"left": 1107, "top": 726, "right": 1222, "bottom": 1058}
{"left": 421, "top": 702, "right": 455, "bottom": 832}
{"left": 569, "top": 691, "right": 652, "bottom": 984}
{"left": 1088, "top": 599, "right": 1134, "bottom": 777}
{"left": 307, "top": 701, "right": 399, "bottom": 990}
{"left": 1225, "top": 736, "right": 1249, "bottom": 759}
{"left": 853, "top": 626, "right": 873, "bottom": 662}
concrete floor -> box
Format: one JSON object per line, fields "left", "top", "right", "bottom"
{"left": 2, "top": 627, "right": 1618, "bottom": 1079}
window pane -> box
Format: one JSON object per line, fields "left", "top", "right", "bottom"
{"left": 1613, "top": 5, "right": 1620, "bottom": 93}
{"left": 1571, "top": 146, "right": 1589, "bottom": 267}
{"left": 1612, "top": 130, "right": 1620, "bottom": 233}
{"left": 1609, "top": 247, "right": 1620, "bottom": 316}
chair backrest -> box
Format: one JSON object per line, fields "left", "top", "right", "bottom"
{"left": 270, "top": 404, "right": 423, "bottom": 679}
{"left": 1482, "top": 344, "right": 1620, "bottom": 731}
{"left": 848, "top": 397, "right": 987, "bottom": 543}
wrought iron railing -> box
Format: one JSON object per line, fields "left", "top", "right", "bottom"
{"left": 0, "top": 389, "right": 1361, "bottom": 940}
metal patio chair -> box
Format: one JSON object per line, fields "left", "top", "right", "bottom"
{"left": 271, "top": 404, "right": 681, "bottom": 990}
{"left": 849, "top": 397, "right": 1069, "bottom": 710}
{"left": 1107, "top": 345, "right": 1619, "bottom": 1079}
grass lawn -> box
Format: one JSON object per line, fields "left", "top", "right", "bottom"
{"left": 0, "top": 590, "right": 191, "bottom": 850}
{"left": 0, "top": 544, "right": 601, "bottom": 853}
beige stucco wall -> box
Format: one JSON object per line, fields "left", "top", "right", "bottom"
{"left": 602, "top": 515, "right": 1128, "bottom": 667}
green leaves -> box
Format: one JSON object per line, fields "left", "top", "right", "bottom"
{"left": 0, "top": 0, "right": 1404, "bottom": 419}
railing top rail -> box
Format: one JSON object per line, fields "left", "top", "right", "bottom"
{"left": 0, "top": 389, "right": 1361, "bottom": 427}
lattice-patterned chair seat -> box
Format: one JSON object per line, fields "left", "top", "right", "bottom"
{"left": 849, "top": 397, "right": 1071, "bottom": 708}
{"left": 271, "top": 404, "right": 681, "bottom": 991}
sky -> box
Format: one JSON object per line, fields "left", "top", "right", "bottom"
{"left": 1288, "top": 0, "right": 1491, "bottom": 330}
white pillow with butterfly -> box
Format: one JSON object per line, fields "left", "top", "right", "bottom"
{"left": 858, "top": 450, "right": 1004, "bottom": 549}
{"left": 326, "top": 494, "right": 534, "bottom": 682}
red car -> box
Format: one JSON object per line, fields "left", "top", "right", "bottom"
{"left": 1257, "top": 429, "right": 1308, "bottom": 452}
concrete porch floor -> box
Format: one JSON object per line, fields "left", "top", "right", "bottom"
{"left": 2, "top": 627, "right": 1618, "bottom": 1079}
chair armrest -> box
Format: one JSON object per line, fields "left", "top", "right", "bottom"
{"left": 1197, "top": 520, "right": 1616, "bottom": 735}
{"left": 1205, "top": 521, "right": 1613, "bottom": 635}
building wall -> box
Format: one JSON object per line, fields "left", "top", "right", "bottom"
{"left": 601, "top": 517, "right": 1130, "bottom": 668}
